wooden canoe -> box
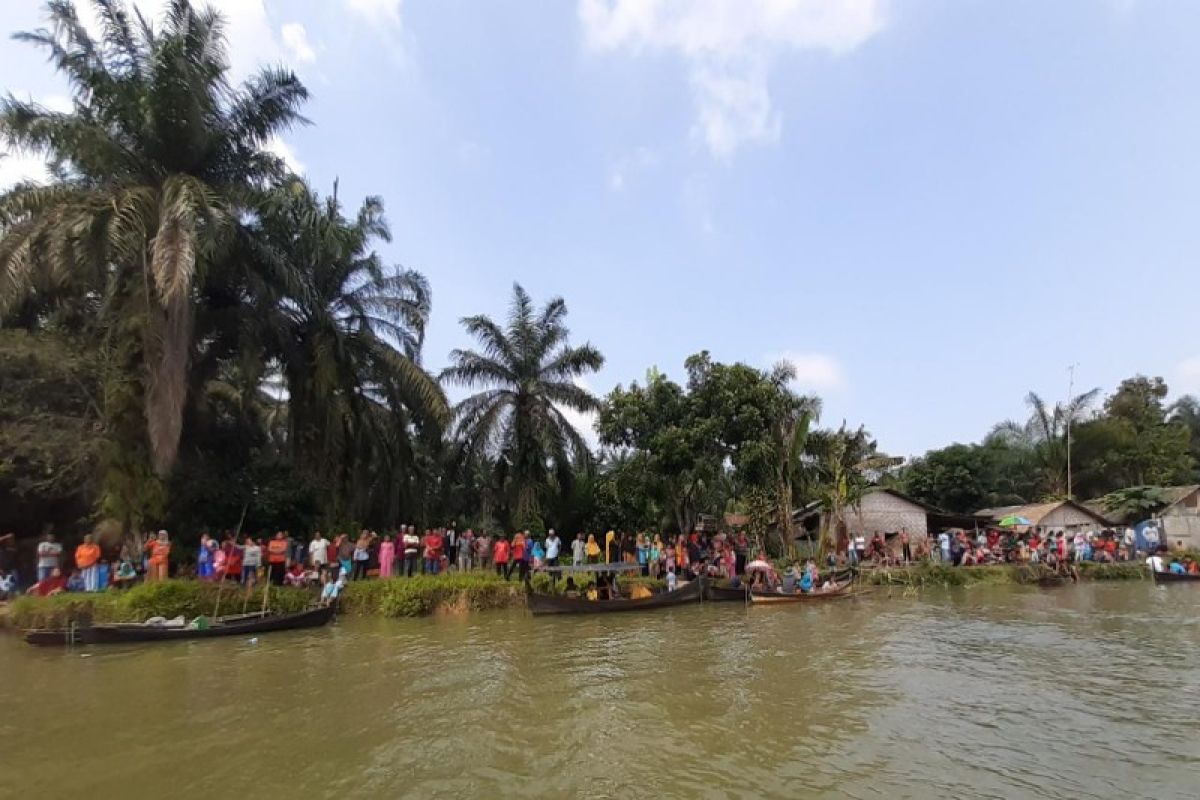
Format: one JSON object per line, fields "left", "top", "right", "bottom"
{"left": 1150, "top": 570, "right": 1200, "bottom": 584}
{"left": 527, "top": 577, "right": 705, "bottom": 615}
{"left": 705, "top": 583, "right": 751, "bottom": 602}
{"left": 24, "top": 605, "right": 335, "bottom": 646}
{"left": 749, "top": 578, "right": 857, "bottom": 605}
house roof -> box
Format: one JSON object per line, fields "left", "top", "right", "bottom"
{"left": 1160, "top": 485, "right": 1200, "bottom": 509}
{"left": 793, "top": 486, "right": 944, "bottom": 522}
{"left": 975, "top": 499, "right": 1113, "bottom": 526}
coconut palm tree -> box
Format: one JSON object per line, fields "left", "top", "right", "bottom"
{"left": 0, "top": 0, "right": 308, "bottom": 481}
{"left": 991, "top": 389, "right": 1099, "bottom": 496}
{"left": 255, "top": 180, "right": 448, "bottom": 522}
{"left": 442, "top": 283, "right": 604, "bottom": 525}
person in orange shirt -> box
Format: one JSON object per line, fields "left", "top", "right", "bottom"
{"left": 75, "top": 534, "right": 102, "bottom": 592}
{"left": 147, "top": 530, "right": 171, "bottom": 582}
{"left": 266, "top": 531, "right": 290, "bottom": 585}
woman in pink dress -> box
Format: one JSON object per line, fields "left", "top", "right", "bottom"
{"left": 378, "top": 534, "right": 395, "bottom": 579}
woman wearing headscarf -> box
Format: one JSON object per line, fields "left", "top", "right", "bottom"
{"left": 585, "top": 534, "right": 601, "bottom": 564}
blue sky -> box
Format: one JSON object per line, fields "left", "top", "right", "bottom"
{"left": 3, "top": 0, "right": 1199, "bottom": 457}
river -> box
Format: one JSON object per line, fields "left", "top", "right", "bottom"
{"left": 2, "top": 581, "right": 1198, "bottom": 799}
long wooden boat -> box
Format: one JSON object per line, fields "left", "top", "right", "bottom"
{"left": 24, "top": 605, "right": 335, "bottom": 647}
{"left": 1150, "top": 570, "right": 1200, "bottom": 584}
{"left": 527, "top": 577, "right": 705, "bottom": 615}
{"left": 705, "top": 583, "right": 750, "bottom": 602}
{"left": 749, "top": 578, "right": 857, "bottom": 605}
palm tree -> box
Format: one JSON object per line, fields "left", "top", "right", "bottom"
{"left": 257, "top": 180, "right": 448, "bottom": 522}
{"left": 991, "top": 389, "right": 1099, "bottom": 497}
{"left": 766, "top": 361, "right": 821, "bottom": 553}
{"left": 443, "top": 283, "right": 604, "bottom": 525}
{"left": 0, "top": 0, "right": 308, "bottom": 482}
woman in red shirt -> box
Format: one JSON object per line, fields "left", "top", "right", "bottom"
{"left": 492, "top": 536, "right": 510, "bottom": 578}
{"left": 509, "top": 533, "right": 526, "bottom": 581}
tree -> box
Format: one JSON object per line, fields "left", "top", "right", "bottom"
{"left": 598, "top": 368, "right": 724, "bottom": 536}
{"left": 256, "top": 180, "right": 447, "bottom": 524}
{"left": 991, "top": 389, "right": 1099, "bottom": 497}
{"left": 0, "top": 0, "right": 307, "bottom": 535}
{"left": 443, "top": 283, "right": 604, "bottom": 526}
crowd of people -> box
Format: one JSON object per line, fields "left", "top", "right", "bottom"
{"left": 2, "top": 519, "right": 1194, "bottom": 602}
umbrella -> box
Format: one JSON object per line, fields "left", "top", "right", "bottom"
{"left": 998, "top": 515, "right": 1031, "bottom": 527}
{"left": 745, "top": 559, "right": 774, "bottom": 572}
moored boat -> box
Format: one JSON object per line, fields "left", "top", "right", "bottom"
{"left": 24, "top": 605, "right": 335, "bottom": 647}
{"left": 748, "top": 578, "right": 857, "bottom": 605}
{"left": 705, "top": 582, "right": 750, "bottom": 602}
{"left": 527, "top": 576, "right": 705, "bottom": 615}
{"left": 1150, "top": 569, "right": 1200, "bottom": 584}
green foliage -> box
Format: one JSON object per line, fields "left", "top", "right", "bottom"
{"left": 339, "top": 573, "right": 525, "bottom": 617}
{"left": 442, "top": 283, "right": 604, "bottom": 527}
{"left": 5, "top": 580, "right": 312, "bottom": 629}
{"left": 860, "top": 562, "right": 1146, "bottom": 587}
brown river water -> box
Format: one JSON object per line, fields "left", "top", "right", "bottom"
{"left": 2, "top": 581, "right": 1199, "bottom": 799}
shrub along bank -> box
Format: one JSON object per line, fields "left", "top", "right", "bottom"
{"left": 860, "top": 561, "right": 1148, "bottom": 587}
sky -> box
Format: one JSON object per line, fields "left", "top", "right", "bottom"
{"left": 2, "top": 0, "right": 1199, "bottom": 458}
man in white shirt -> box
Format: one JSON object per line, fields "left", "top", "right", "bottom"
{"left": 545, "top": 529, "right": 562, "bottom": 567}
{"left": 1146, "top": 552, "right": 1165, "bottom": 573}
{"left": 937, "top": 531, "right": 950, "bottom": 563}
{"left": 402, "top": 526, "right": 420, "bottom": 577}
{"left": 853, "top": 535, "right": 866, "bottom": 564}
{"left": 571, "top": 533, "right": 586, "bottom": 566}
{"left": 308, "top": 531, "right": 330, "bottom": 574}
{"left": 36, "top": 533, "right": 63, "bottom": 582}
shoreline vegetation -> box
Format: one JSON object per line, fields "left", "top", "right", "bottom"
{"left": 1, "top": 563, "right": 1149, "bottom": 630}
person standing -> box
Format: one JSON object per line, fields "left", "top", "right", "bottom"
{"left": 197, "top": 533, "right": 216, "bottom": 580}
{"left": 493, "top": 535, "right": 510, "bottom": 577}
{"left": 571, "top": 533, "right": 586, "bottom": 567}
{"left": 267, "top": 531, "right": 289, "bottom": 585}
{"left": 147, "top": 531, "right": 171, "bottom": 582}
{"left": 352, "top": 530, "right": 372, "bottom": 581}
{"left": 1122, "top": 526, "right": 1136, "bottom": 561}
{"left": 308, "top": 530, "right": 330, "bottom": 575}
{"left": 75, "top": 534, "right": 102, "bottom": 592}
{"left": 241, "top": 535, "right": 261, "bottom": 587}
{"left": 422, "top": 528, "right": 443, "bottom": 575}
{"left": 937, "top": 530, "right": 951, "bottom": 564}
{"left": 403, "top": 526, "right": 420, "bottom": 577}
{"left": 508, "top": 532, "right": 527, "bottom": 581}
{"left": 457, "top": 529, "right": 474, "bottom": 572}
{"left": 545, "top": 529, "right": 561, "bottom": 568}
{"left": 475, "top": 531, "right": 491, "bottom": 572}
{"left": 900, "top": 529, "right": 912, "bottom": 564}
{"left": 36, "top": 533, "right": 63, "bottom": 583}
{"left": 379, "top": 534, "right": 395, "bottom": 579}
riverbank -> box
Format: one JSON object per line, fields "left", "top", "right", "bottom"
{"left": 0, "top": 563, "right": 1152, "bottom": 629}
{"left": 860, "top": 561, "right": 1148, "bottom": 587}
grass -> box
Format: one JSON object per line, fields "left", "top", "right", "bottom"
{"left": 3, "top": 579, "right": 313, "bottom": 629}
{"left": 860, "top": 561, "right": 1147, "bottom": 587}
{"left": 338, "top": 571, "right": 527, "bottom": 617}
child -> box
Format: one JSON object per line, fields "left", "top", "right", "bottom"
{"left": 666, "top": 566, "right": 677, "bottom": 592}
{"left": 319, "top": 572, "right": 342, "bottom": 606}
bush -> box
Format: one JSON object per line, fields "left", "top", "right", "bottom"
{"left": 860, "top": 561, "right": 1148, "bottom": 588}
{"left": 339, "top": 571, "right": 526, "bottom": 617}
{"left": 5, "top": 580, "right": 313, "bottom": 629}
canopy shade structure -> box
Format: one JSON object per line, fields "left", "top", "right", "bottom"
{"left": 998, "top": 515, "right": 1032, "bottom": 527}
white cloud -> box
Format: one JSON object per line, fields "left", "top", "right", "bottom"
{"left": 266, "top": 136, "right": 305, "bottom": 174}
{"left": 555, "top": 377, "right": 602, "bottom": 450}
{"left": 579, "top": 0, "right": 885, "bottom": 157}
{"left": 1175, "top": 356, "right": 1200, "bottom": 396}
{"left": 345, "top": 0, "right": 403, "bottom": 26}
{"left": 281, "top": 22, "right": 317, "bottom": 64}
{"left": 766, "top": 351, "right": 846, "bottom": 391}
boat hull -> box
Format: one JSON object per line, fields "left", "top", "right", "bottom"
{"left": 1151, "top": 570, "right": 1200, "bottom": 584}
{"left": 749, "top": 579, "right": 857, "bottom": 604}
{"left": 528, "top": 578, "right": 705, "bottom": 615}
{"left": 24, "top": 606, "right": 335, "bottom": 646}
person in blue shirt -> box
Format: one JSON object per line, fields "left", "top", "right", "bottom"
{"left": 1169, "top": 559, "right": 1187, "bottom": 575}
{"left": 799, "top": 568, "right": 814, "bottom": 593}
